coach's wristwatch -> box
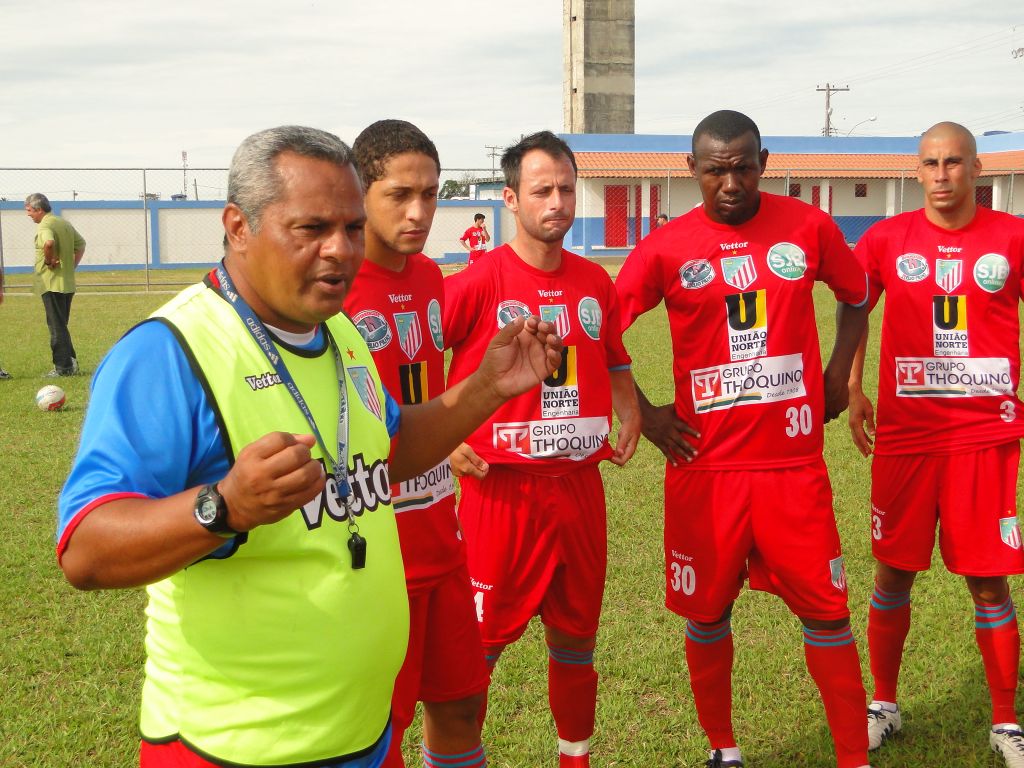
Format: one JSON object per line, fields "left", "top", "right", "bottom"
{"left": 194, "top": 484, "right": 240, "bottom": 537}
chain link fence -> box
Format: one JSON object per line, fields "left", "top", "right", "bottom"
{"left": 3, "top": 167, "right": 1020, "bottom": 291}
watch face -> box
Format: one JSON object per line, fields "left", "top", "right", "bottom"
{"left": 197, "top": 497, "right": 219, "bottom": 524}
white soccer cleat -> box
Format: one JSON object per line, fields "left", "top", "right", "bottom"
{"left": 991, "top": 727, "right": 1024, "bottom": 767}
{"left": 867, "top": 702, "right": 901, "bottom": 750}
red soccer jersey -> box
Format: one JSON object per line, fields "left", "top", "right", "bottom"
{"left": 345, "top": 253, "right": 462, "bottom": 589}
{"left": 616, "top": 193, "right": 868, "bottom": 470}
{"left": 444, "top": 244, "right": 631, "bottom": 474}
{"left": 855, "top": 207, "right": 1024, "bottom": 456}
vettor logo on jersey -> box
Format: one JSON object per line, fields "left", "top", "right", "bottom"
{"left": 829, "top": 556, "right": 847, "bottom": 591}
{"left": 766, "top": 242, "right": 807, "bottom": 280}
{"left": 934, "top": 259, "right": 963, "bottom": 293}
{"left": 540, "top": 304, "right": 571, "bottom": 339}
{"left": 894, "top": 356, "right": 1012, "bottom": 398}
{"left": 721, "top": 255, "right": 757, "bottom": 291}
{"left": 974, "top": 253, "right": 1010, "bottom": 293}
{"left": 352, "top": 309, "right": 392, "bottom": 351}
{"left": 895, "top": 253, "right": 929, "bottom": 283}
{"left": 496, "top": 300, "right": 531, "bottom": 329}
{"left": 297, "top": 454, "right": 392, "bottom": 528}
{"left": 393, "top": 312, "right": 422, "bottom": 360}
{"left": 690, "top": 353, "right": 805, "bottom": 413}
{"left": 679, "top": 259, "right": 715, "bottom": 289}
{"left": 725, "top": 290, "right": 768, "bottom": 362}
{"left": 542, "top": 346, "right": 579, "bottom": 418}
{"left": 427, "top": 299, "right": 444, "bottom": 351}
{"left": 492, "top": 416, "right": 609, "bottom": 460}
{"left": 347, "top": 366, "right": 383, "bottom": 420}
{"left": 578, "top": 297, "right": 603, "bottom": 340}
{"left": 931, "top": 296, "right": 968, "bottom": 357}
{"left": 1000, "top": 516, "right": 1022, "bottom": 550}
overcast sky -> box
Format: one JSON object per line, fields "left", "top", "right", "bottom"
{"left": 1, "top": 1, "right": 1021, "bottom": 173}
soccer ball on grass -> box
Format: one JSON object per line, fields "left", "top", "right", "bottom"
{"left": 36, "top": 385, "right": 67, "bottom": 411}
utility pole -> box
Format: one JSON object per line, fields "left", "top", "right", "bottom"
{"left": 816, "top": 83, "right": 850, "bottom": 137}
{"left": 181, "top": 151, "right": 188, "bottom": 198}
{"left": 485, "top": 145, "right": 502, "bottom": 180}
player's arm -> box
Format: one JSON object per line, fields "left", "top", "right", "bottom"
{"left": 481, "top": 224, "right": 490, "bottom": 243}
{"left": 608, "top": 368, "right": 640, "bottom": 466}
{"left": 823, "top": 301, "right": 869, "bottom": 423}
{"left": 459, "top": 232, "right": 471, "bottom": 251}
{"left": 391, "top": 315, "right": 561, "bottom": 483}
{"left": 847, "top": 323, "right": 875, "bottom": 457}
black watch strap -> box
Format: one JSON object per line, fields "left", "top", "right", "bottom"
{"left": 194, "top": 483, "right": 240, "bottom": 537}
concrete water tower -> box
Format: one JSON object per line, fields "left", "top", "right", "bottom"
{"left": 563, "top": 0, "right": 635, "bottom": 134}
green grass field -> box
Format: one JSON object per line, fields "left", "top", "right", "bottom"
{"left": 0, "top": 273, "right": 1019, "bottom": 767}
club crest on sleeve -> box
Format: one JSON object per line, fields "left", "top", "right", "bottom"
{"left": 496, "top": 300, "right": 531, "bottom": 329}
{"left": 352, "top": 309, "right": 392, "bottom": 351}
{"left": 540, "top": 304, "right": 571, "bottom": 339}
{"left": 348, "top": 366, "right": 383, "bottom": 420}
{"left": 1000, "top": 516, "right": 1022, "bottom": 550}
{"left": 427, "top": 299, "right": 444, "bottom": 351}
{"left": 896, "top": 253, "right": 929, "bottom": 283}
{"left": 578, "top": 297, "right": 603, "bottom": 340}
{"left": 392, "top": 312, "right": 423, "bottom": 361}
{"left": 721, "top": 255, "right": 757, "bottom": 291}
{"left": 974, "top": 253, "right": 1010, "bottom": 293}
{"left": 934, "top": 259, "right": 963, "bottom": 293}
{"left": 679, "top": 259, "right": 715, "bottom": 289}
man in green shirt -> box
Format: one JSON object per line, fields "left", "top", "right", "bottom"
{"left": 24, "top": 193, "right": 85, "bottom": 376}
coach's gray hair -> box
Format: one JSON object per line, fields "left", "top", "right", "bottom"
{"left": 227, "top": 126, "right": 354, "bottom": 233}
{"left": 25, "top": 193, "right": 51, "bottom": 213}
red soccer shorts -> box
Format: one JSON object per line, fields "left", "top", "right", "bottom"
{"left": 663, "top": 460, "right": 850, "bottom": 623}
{"left": 390, "top": 562, "right": 490, "bottom": 731}
{"left": 870, "top": 441, "right": 1024, "bottom": 576}
{"left": 458, "top": 464, "right": 607, "bottom": 646}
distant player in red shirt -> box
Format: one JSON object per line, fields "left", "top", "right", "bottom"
{"left": 460, "top": 213, "right": 490, "bottom": 266}
{"left": 848, "top": 122, "right": 1024, "bottom": 768}
{"left": 616, "top": 110, "right": 872, "bottom": 768}
{"left": 444, "top": 131, "right": 640, "bottom": 768}
{"left": 347, "top": 120, "right": 489, "bottom": 768}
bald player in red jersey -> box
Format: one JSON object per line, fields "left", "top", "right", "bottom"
{"left": 347, "top": 120, "right": 489, "bottom": 768}
{"left": 848, "top": 122, "right": 1024, "bottom": 768}
{"left": 616, "top": 110, "right": 872, "bottom": 768}
{"left": 444, "top": 131, "right": 640, "bottom": 768}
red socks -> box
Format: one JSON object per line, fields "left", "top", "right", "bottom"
{"left": 975, "top": 597, "right": 1021, "bottom": 725}
{"left": 803, "top": 625, "right": 869, "bottom": 768}
{"left": 685, "top": 618, "right": 736, "bottom": 749}
{"left": 867, "top": 585, "right": 912, "bottom": 703}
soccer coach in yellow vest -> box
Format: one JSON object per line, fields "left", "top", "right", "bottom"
{"left": 55, "top": 126, "right": 563, "bottom": 768}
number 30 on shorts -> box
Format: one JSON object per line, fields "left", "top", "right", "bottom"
{"left": 670, "top": 562, "right": 696, "bottom": 595}
{"left": 785, "top": 404, "right": 813, "bottom": 437}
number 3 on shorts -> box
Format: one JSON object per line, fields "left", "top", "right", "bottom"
{"left": 670, "top": 561, "right": 696, "bottom": 595}
{"left": 1000, "top": 401, "right": 1016, "bottom": 423}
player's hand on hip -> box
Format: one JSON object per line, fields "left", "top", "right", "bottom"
{"left": 847, "top": 389, "right": 876, "bottom": 457}
{"left": 218, "top": 432, "right": 326, "bottom": 531}
{"left": 450, "top": 442, "right": 489, "bottom": 479}
{"left": 480, "top": 315, "right": 563, "bottom": 400}
{"left": 640, "top": 400, "right": 699, "bottom": 467}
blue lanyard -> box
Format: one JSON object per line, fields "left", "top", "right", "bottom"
{"left": 214, "top": 264, "right": 354, "bottom": 508}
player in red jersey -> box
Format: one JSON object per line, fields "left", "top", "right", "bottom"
{"left": 616, "top": 111, "right": 872, "bottom": 768}
{"left": 848, "top": 122, "right": 1024, "bottom": 768}
{"left": 444, "top": 131, "right": 640, "bottom": 768}
{"left": 460, "top": 214, "right": 490, "bottom": 266}
{"left": 347, "top": 120, "right": 489, "bottom": 768}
